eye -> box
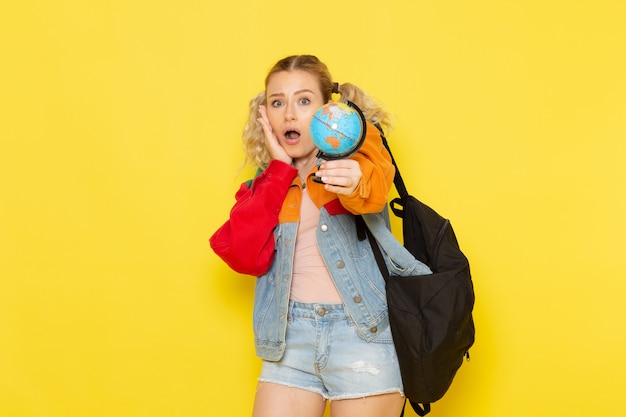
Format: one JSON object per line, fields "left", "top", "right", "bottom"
{"left": 271, "top": 99, "right": 283, "bottom": 108}
{"left": 299, "top": 97, "right": 311, "bottom": 105}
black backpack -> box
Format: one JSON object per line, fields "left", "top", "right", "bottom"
{"left": 361, "top": 131, "right": 476, "bottom": 416}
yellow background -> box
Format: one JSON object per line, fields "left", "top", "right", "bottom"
{"left": 1, "top": 1, "right": 625, "bottom": 416}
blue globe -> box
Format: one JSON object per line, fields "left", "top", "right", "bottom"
{"left": 309, "top": 102, "right": 366, "bottom": 159}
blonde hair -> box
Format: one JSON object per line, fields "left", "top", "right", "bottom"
{"left": 242, "top": 55, "right": 393, "bottom": 170}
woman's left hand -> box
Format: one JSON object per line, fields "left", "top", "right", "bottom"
{"left": 315, "top": 159, "right": 362, "bottom": 195}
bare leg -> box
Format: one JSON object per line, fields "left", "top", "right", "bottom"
{"left": 330, "top": 392, "right": 405, "bottom": 417}
{"left": 252, "top": 382, "right": 327, "bottom": 417}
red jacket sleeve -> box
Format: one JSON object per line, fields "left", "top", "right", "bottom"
{"left": 209, "top": 160, "right": 298, "bottom": 276}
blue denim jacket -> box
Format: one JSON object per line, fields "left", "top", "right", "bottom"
{"left": 253, "top": 207, "right": 432, "bottom": 361}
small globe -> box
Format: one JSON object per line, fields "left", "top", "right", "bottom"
{"left": 309, "top": 102, "right": 366, "bottom": 159}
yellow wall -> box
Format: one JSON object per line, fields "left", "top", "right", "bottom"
{"left": 1, "top": 1, "right": 625, "bottom": 416}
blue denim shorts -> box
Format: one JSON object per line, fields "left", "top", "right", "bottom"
{"left": 258, "top": 301, "right": 404, "bottom": 400}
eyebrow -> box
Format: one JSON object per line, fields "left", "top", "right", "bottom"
{"left": 268, "top": 89, "right": 315, "bottom": 98}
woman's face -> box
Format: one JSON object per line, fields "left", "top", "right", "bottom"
{"left": 265, "top": 70, "right": 325, "bottom": 161}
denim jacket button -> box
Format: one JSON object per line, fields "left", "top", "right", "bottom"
{"left": 320, "top": 224, "right": 328, "bottom": 232}
{"left": 370, "top": 326, "right": 378, "bottom": 333}
{"left": 337, "top": 261, "right": 345, "bottom": 269}
{"left": 353, "top": 295, "right": 362, "bottom": 303}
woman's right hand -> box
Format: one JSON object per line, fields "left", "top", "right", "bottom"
{"left": 258, "top": 105, "right": 292, "bottom": 165}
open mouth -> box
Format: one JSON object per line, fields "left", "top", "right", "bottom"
{"left": 283, "top": 129, "right": 301, "bottom": 143}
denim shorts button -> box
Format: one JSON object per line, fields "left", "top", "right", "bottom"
{"left": 320, "top": 224, "right": 328, "bottom": 232}
{"left": 317, "top": 308, "right": 327, "bottom": 316}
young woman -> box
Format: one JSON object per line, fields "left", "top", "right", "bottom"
{"left": 210, "top": 55, "right": 430, "bottom": 417}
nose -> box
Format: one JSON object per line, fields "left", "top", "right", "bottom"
{"left": 283, "top": 102, "right": 297, "bottom": 121}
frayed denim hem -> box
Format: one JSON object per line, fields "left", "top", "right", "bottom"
{"left": 326, "top": 388, "right": 405, "bottom": 401}
{"left": 257, "top": 378, "right": 404, "bottom": 401}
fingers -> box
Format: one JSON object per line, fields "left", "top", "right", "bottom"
{"left": 258, "top": 105, "right": 292, "bottom": 165}
{"left": 316, "top": 160, "right": 361, "bottom": 180}
{"left": 315, "top": 159, "right": 362, "bottom": 195}
{"left": 257, "top": 105, "right": 272, "bottom": 136}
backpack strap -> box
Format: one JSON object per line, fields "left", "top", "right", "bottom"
{"left": 375, "top": 125, "right": 409, "bottom": 218}
{"left": 355, "top": 214, "right": 367, "bottom": 241}
{"left": 410, "top": 401, "right": 431, "bottom": 416}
